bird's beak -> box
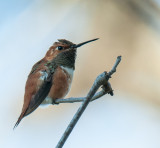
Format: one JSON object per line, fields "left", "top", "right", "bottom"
{"left": 71, "top": 38, "right": 99, "bottom": 48}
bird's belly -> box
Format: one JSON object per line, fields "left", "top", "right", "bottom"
{"left": 41, "top": 66, "right": 74, "bottom": 106}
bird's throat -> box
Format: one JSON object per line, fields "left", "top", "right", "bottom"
{"left": 54, "top": 49, "right": 77, "bottom": 70}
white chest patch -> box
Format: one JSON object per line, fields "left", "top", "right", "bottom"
{"left": 60, "top": 66, "right": 74, "bottom": 79}
{"left": 60, "top": 66, "right": 74, "bottom": 96}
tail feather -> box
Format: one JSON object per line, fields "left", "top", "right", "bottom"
{"left": 13, "top": 112, "right": 25, "bottom": 130}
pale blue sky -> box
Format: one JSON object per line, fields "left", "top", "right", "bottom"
{"left": 0, "top": 0, "right": 32, "bottom": 26}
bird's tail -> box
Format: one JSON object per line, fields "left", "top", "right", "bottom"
{"left": 13, "top": 112, "right": 25, "bottom": 130}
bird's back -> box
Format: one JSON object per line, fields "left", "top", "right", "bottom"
{"left": 14, "top": 58, "right": 49, "bottom": 128}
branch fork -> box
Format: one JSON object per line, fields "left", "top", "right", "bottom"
{"left": 55, "top": 56, "right": 122, "bottom": 148}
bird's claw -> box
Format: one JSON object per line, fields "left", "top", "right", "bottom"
{"left": 52, "top": 99, "right": 59, "bottom": 105}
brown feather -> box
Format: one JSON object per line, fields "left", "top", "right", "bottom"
{"left": 14, "top": 39, "right": 76, "bottom": 129}
{"left": 14, "top": 58, "right": 48, "bottom": 128}
{"left": 48, "top": 66, "right": 72, "bottom": 100}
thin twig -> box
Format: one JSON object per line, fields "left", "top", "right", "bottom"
{"left": 54, "top": 90, "right": 107, "bottom": 104}
{"left": 108, "top": 56, "right": 121, "bottom": 76}
{"left": 56, "top": 56, "right": 122, "bottom": 148}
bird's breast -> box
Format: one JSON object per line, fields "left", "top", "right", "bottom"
{"left": 41, "top": 66, "right": 74, "bottom": 105}
{"left": 60, "top": 66, "right": 74, "bottom": 82}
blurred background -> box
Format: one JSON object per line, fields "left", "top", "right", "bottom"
{"left": 0, "top": 0, "right": 160, "bottom": 147}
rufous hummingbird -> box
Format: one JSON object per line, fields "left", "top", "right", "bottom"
{"left": 14, "top": 38, "right": 99, "bottom": 129}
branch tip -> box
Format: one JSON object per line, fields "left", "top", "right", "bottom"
{"left": 117, "top": 55, "right": 122, "bottom": 59}
{"left": 55, "top": 55, "right": 122, "bottom": 148}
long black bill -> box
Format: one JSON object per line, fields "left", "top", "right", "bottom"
{"left": 72, "top": 38, "right": 99, "bottom": 48}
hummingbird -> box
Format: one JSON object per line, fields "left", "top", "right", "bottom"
{"left": 14, "top": 38, "right": 99, "bottom": 129}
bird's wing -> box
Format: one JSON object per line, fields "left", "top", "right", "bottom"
{"left": 14, "top": 60, "right": 56, "bottom": 129}
{"left": 29, "top": 59, "right": 44, "bottom": 75}
{"left": 24, "top": 63, "right": 57, "bottom": 116}
{"left": 24, "top": 73, "right": 53, "bottom": 116}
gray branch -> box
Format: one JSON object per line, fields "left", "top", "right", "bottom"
{"left": 56, "top": 56, "right": 122, "bottom": 148}
{"left": 54, "top": 88, "right": 108, "bottom": 104}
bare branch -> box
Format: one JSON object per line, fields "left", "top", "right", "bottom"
{"left": 56, "top": 56, "right": 122, "bottom": 148}
{"left": 54, "top": 89, "right": 108, "bottom": 104}
{"left": 108, "top": 55, "right": 121, "bottom": 76}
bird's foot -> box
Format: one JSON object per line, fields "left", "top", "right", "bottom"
{"left": 52, "top": 99, "right": 59, "bottom": 105}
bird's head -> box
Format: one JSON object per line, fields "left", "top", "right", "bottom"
{"left": 44, "top": 38, "right": 99, "bottom": 61}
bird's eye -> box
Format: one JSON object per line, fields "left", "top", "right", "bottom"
{"left": 56, "top": 46, "right": 63, "bottom": 50}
